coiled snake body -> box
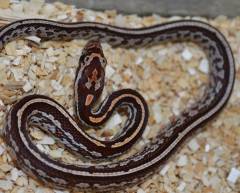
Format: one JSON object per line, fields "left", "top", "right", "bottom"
{"left": 1, "top": 19, "right": 235, "bottom": 191}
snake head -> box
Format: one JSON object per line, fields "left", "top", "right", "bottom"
{"left": 81, "top": 40, "right": 107, "bottom": 67}
{"left": 76, "top": 40, "right": 107, "bottom": 106}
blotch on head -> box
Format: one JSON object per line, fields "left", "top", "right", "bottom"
{"left": 78, "top": 40, "right": 106, "bottom": 94}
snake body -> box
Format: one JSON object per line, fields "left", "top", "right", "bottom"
{"left": 1, "top": 19, "right": 235, "bottom": 191}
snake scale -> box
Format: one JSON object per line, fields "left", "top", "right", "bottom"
{"left": 0, "top": 19, "right": 235, "bottom": 191}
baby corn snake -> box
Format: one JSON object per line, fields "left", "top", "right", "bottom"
{"left": 1, "top": 19, "right": 235, "bottom": 191}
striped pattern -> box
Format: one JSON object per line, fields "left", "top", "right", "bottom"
{"left": 1, "top": 19, "right": 235, "bottom": 191}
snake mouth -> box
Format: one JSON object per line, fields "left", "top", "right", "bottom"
{"left": 85, "top": 40, "right": 101, "bottom": 49}
{"left": 84, "top": 40, "right": 104, "bottom": 56}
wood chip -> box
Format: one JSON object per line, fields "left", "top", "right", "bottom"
{"left": 177, "top": 155, "right": 188, "bottom": 167}
{"left": 0, "top": 179, "right": 13, "bottom": 190}
{"left": 227, "top": 168, "right": 240, "bottom": 184}
{"left": 188, "top": 139, "right": 200, "bottom": 152}
{"left": 0, "top": 0, "right": 10, "bottom": 9}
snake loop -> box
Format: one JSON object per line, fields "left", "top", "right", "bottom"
{"left": 2, "top": 19, "right": 235, "bottom": 191}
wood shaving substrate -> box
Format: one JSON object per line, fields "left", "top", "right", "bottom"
{"left": 0, "top": 0, "right": 239, "bottom": 193}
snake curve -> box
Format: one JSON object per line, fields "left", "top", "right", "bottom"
{"left": 1, "top": 19, "right": 235, "bottom": 191}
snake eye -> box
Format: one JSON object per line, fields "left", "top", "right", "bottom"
{"left": 100, "top": 58, "right": 107, "bottom": 66}
{"left": 84, "top": 56, "right": 90, "bottom": 63}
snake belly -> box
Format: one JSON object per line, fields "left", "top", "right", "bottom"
{"left": 1, "top": 19, "right": 235, "bottom": 191}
